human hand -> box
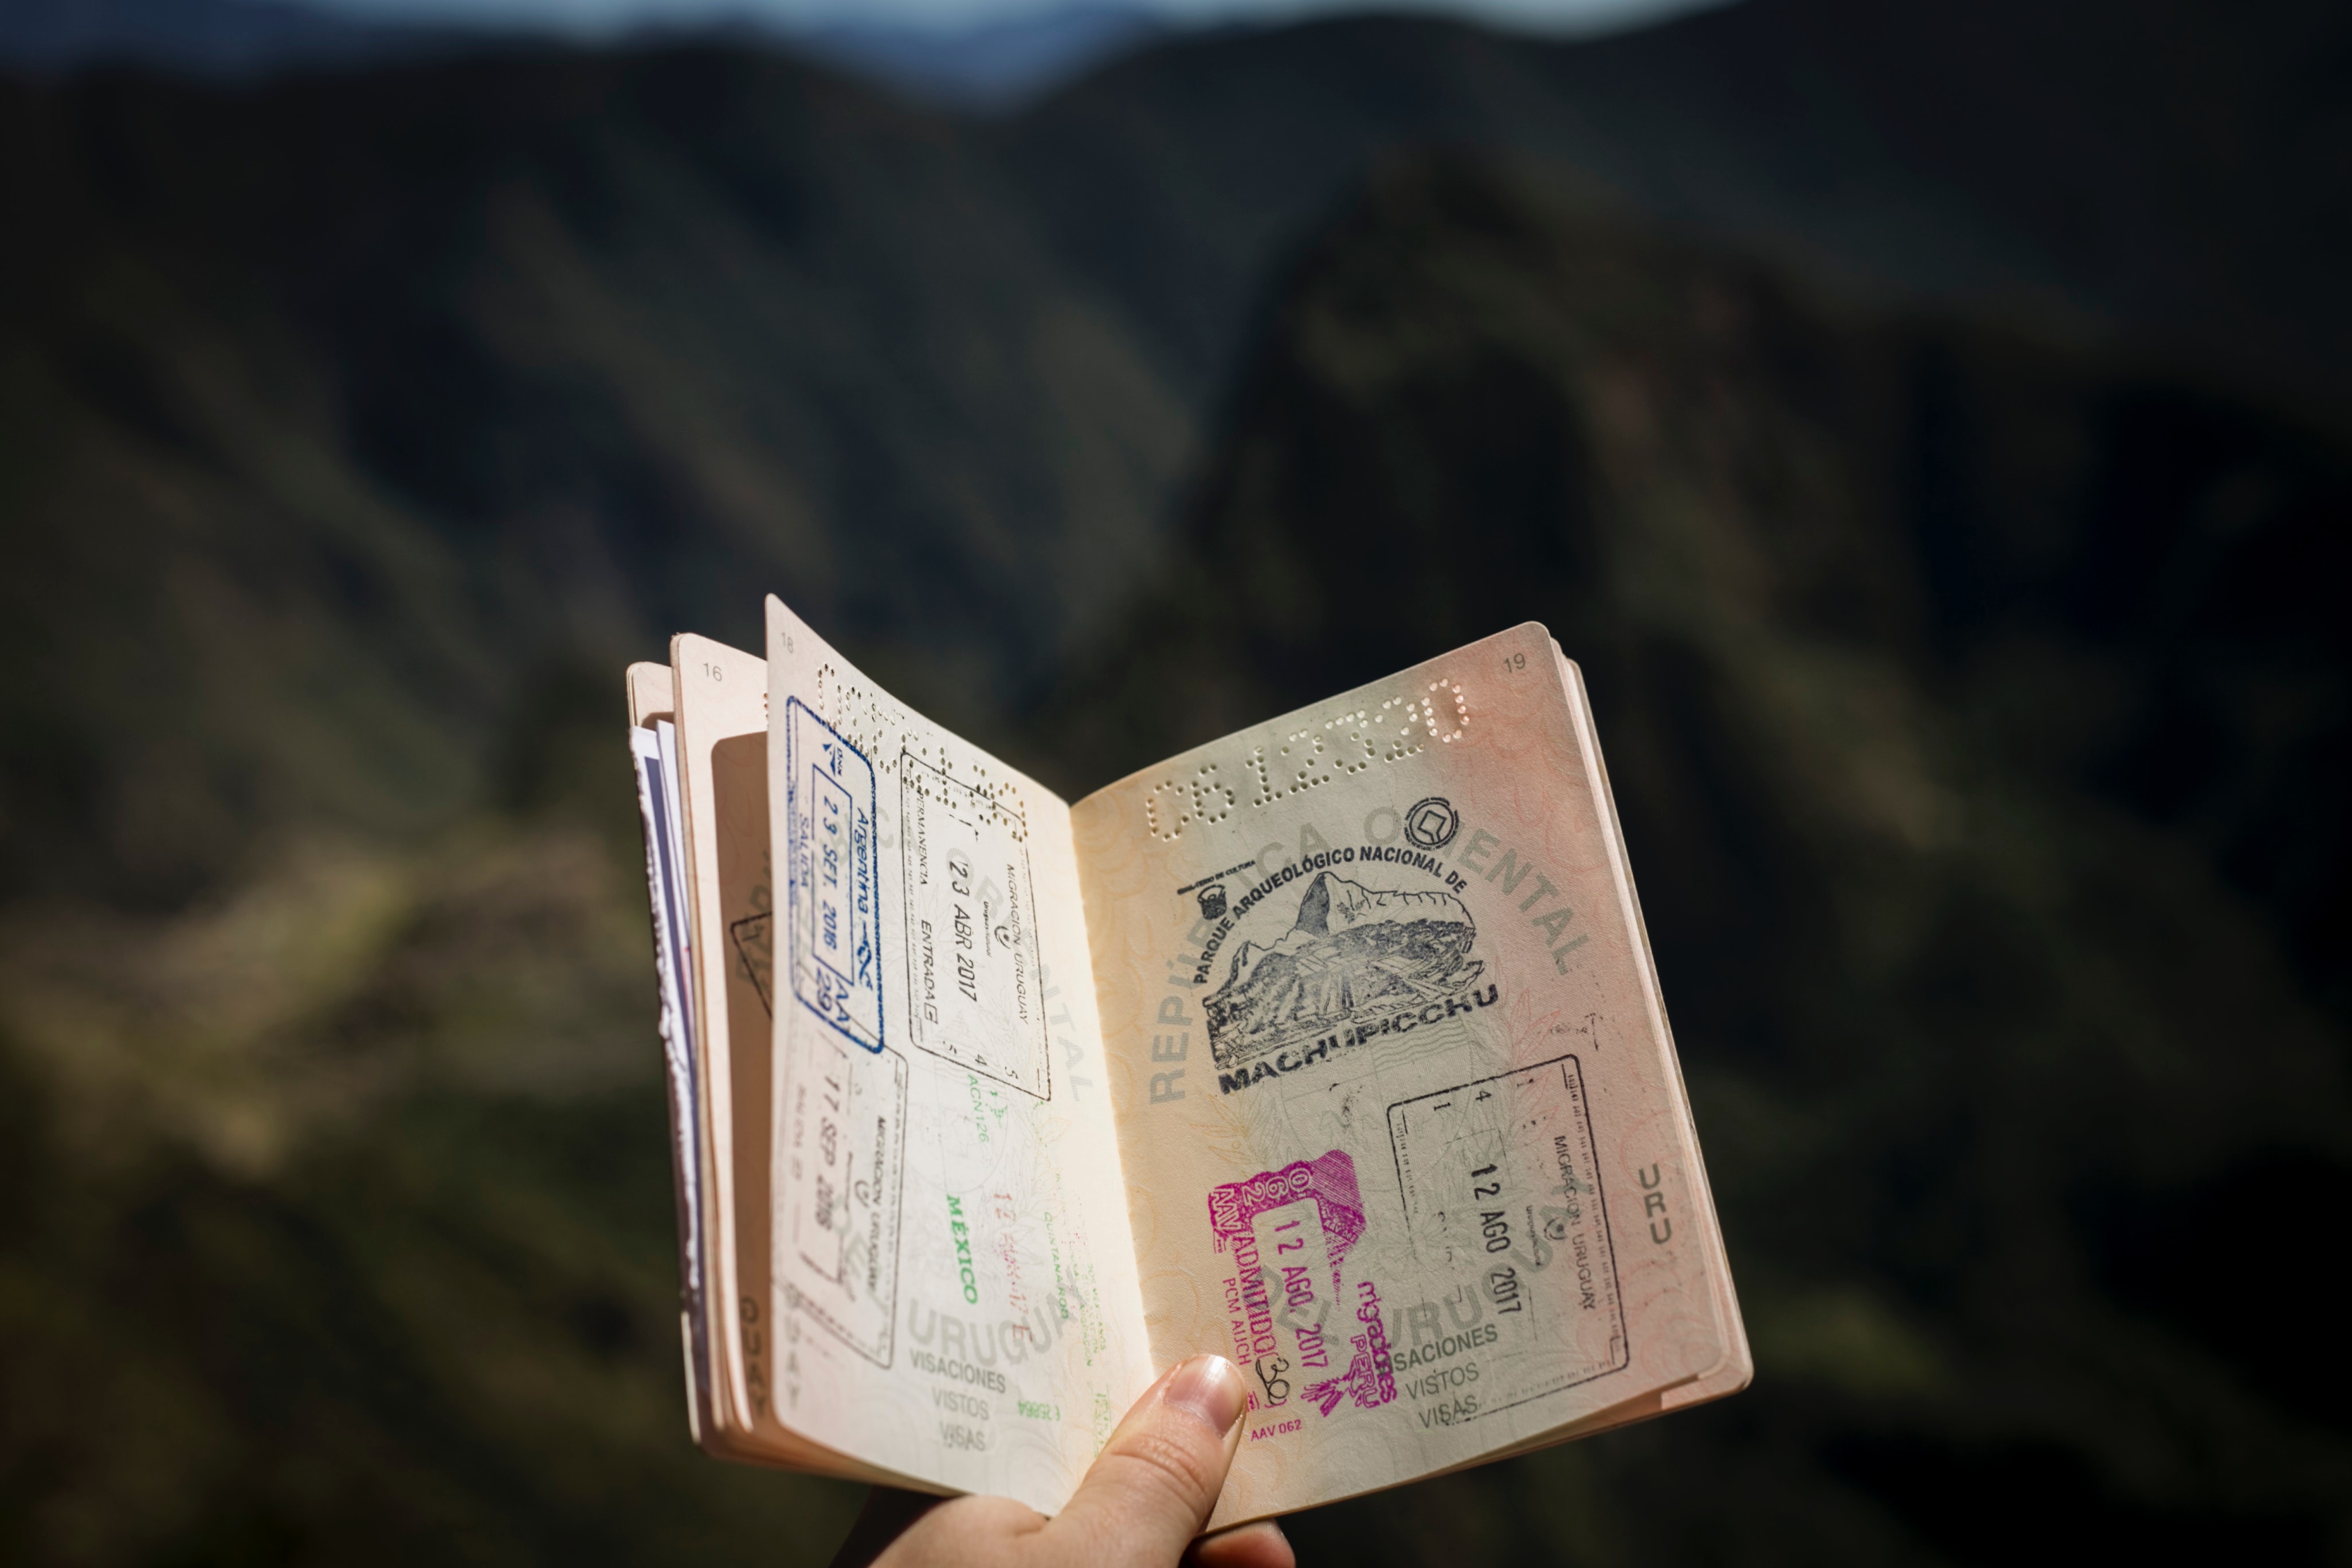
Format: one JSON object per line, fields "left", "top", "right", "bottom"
{"left": 827, "top": 1355, "right": 1293, "bottom": 1568}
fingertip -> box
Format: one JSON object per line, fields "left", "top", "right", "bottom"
{"left": 1047, "top": 1355, "right": 1252, "bottom": 1562}
{"left": 1160, "top": 1354, "right": 1248, "bottom": 1439}
{"left": 1185, "top": 1518, "right": 1296, "bottom": 1568}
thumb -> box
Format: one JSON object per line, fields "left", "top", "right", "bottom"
{"left": 1045, "top": 1355, "right": 1249, "bottom": 1566}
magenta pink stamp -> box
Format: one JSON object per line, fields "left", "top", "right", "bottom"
{"left": 1207, "top": 1151, "right": 1396, "bottom": 1421}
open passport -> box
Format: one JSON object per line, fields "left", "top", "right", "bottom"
{"left": 626, "top": 597, "right": 1748, "bottom": 1527}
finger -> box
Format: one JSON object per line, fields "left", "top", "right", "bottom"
{"left": 1046, "top": 1355, "right": 1248, "bottom": 1566}
{"left": 828, "top": 1487, "right": 950, "bottom": 1568}
{"left": 1185, "top": 1518, "right": 1296, "bottom": 1568}
{"left": 832, "top": 1488, "right": 1043, "bottom": 1568}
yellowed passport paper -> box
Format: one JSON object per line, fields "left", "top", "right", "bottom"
{"left": 626, "top": 604, "right": 1746, "bottom": 1525}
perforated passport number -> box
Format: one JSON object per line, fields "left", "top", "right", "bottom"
{"left": 1387, "top": 1055, "right": 1628, "bottom": 1422}
{"left": 898, "top": 752, "right": 1050, "bottom": 1099}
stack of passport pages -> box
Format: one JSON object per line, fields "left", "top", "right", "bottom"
{"left": 627, "top": 594, "right": 1748, "bottom": 1525}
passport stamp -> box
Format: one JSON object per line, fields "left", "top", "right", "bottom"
{"left": 782, "top": 1034, "right": 908, "bottom": 1367}
{"left": 1206, "top": 1151, "right": 1397, "bottom": 1420}
{"left": 898, "top": 750, "right": 1051, "bottom": 1098}
{"left": 1387, "top": 1054, "right": 1628, "bottom": 1421}
{"left": 785, "top": 697, "right": 884, "bottom": 1051}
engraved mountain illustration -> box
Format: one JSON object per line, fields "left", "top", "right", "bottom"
{"left": 1205, "top": 872, "right": 1481, "bottom": 1067}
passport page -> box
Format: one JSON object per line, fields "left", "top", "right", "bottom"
{"left": 1071, "top": 623, "right": 1743, "bottom": 1526}
{"left": 627, "top": 665, "right": 717, "bottom": 1447}
{"left": 671, "top": 637, "right": 903, "bottom": 1480}
{"left": 762, "top": 598, "right": 1155, "bottom": 1511}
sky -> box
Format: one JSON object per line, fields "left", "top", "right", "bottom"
{"left": 302, "top": 0, "right": 1727, "bottom": 42}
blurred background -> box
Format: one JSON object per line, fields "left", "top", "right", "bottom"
{"left": 3, "top": 0, "right": 2349, "bottom": 1562}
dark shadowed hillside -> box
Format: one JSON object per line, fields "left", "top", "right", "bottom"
{"left": 0, "top": 0, "right": 437, "bottom": 76}
{"left": 1044, "top": 152, "right": 2352, "bottom": 1564}
{"left": 5, "top": 0, "right": 2349, "bottom": 908}
{"left": 1008, "top": 0, "right": 2352, "bottom": 406}
{"left": 0, "top": 46, "right": 1192, "bottom": 906}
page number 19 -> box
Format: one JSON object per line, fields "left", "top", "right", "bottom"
{"left": 1502, "top": 651, "right": 1527, "bottom": 673}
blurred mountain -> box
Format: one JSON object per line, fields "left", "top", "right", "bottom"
{"left": 1045, "top": 151, "right": 2352, "bottom": 1565}
{"left": 6, "top": 0, "right": 2348, "bottom": 904}
{"left": 790, "top": 3, "right": 1170, "bottom": 109}
{"left": 0, "top": 0, "right": 458, "bottom": 75}
{"left": 0, "top": 44, "right": 1206, "bottom": 907}
{"left": 1009, "top": 0, "right": 2352, "bottom": 407}
{"left": 0, "top": 0, "right": 1173, "bottom": 104}
{"left": 2, "top": 5, "right": 2350, "bottom": 1565}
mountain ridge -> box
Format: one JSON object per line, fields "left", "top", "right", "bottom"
{"left": 1056, "top": 152, "right": 2352, "bottom": 1559}
{"left": 0, "top": 0, "right": 489, "bottom": 75}
{"left": 7, "top": 2, "right": 2345, "bottom": 906}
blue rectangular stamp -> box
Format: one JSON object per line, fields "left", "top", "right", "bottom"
{"left": 785, "top": 697, "right": 885, "bottom": 1052}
